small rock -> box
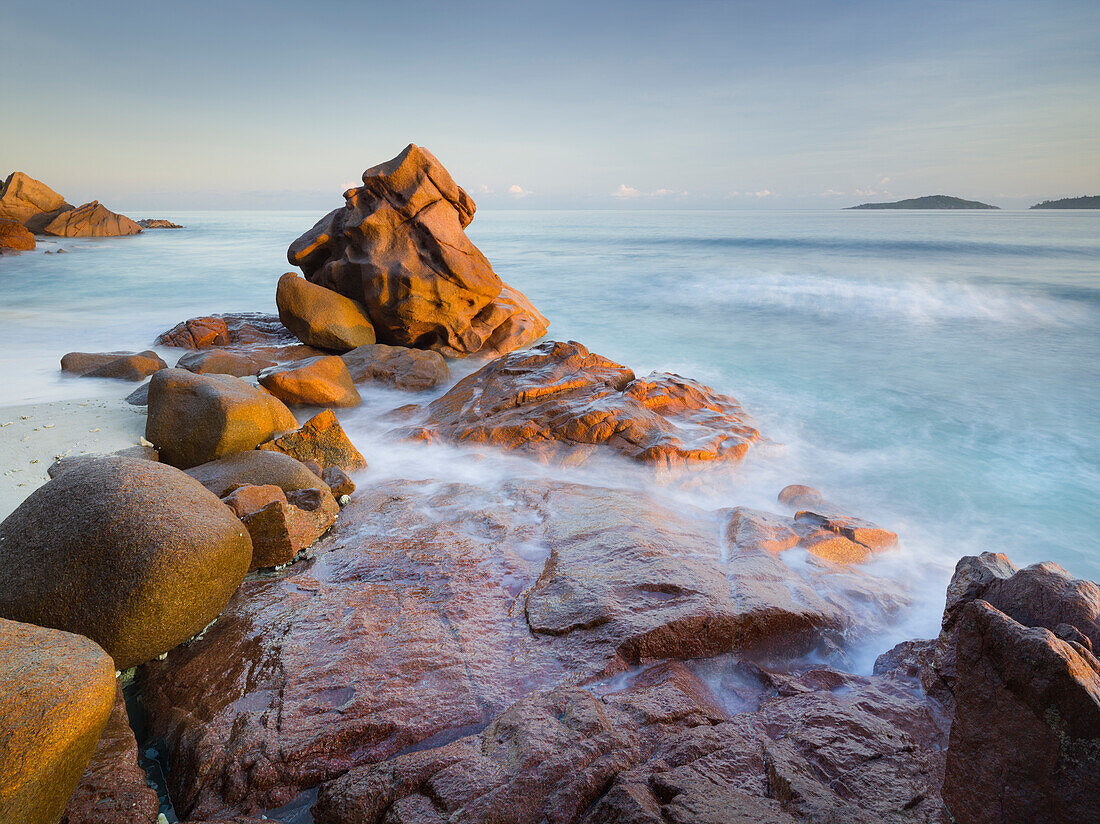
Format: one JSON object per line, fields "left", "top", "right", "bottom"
{"left": 342, "top": 342, "right": 450, "bottom": 391}
{"left": 61, "top": 350, "right": 167, "bottom": 381}
{"left": 176, "top": 348, "right": 275, "bottom": 377}
{"left": 276, "top": 271, "right": 376, "bottom": 352}
{"left": 185, "top": 449, "right": 329, "bottom": 498}
{"left": 258, "top": 356, "right": 362, "bottom": 408}
{"left": 222, "top": 483, "right": 338, "bottom": 570}
{"left": 258, "top": 408, "right": 366, "bottom": 472}
{"left": 777, "top": 484, "right": 824, "bottom": 508}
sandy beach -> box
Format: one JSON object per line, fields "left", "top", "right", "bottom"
{"left": 0, "top": 397, "right": 147, "bottom": 519}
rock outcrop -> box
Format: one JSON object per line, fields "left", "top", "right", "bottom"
{"left": 342, "top": 342, "right": 450, "bottom": 392}
{"left": 61, "top": 349, "right": 167, "bottom": 381}
{"left": 0, "top": 455, "right": 253, "bottom": 669}
{"left": 137, "top": 218, "right": 183, "bottom": 228}
{"left": 146, "top": 369, "right": 298, "bottom": 468}
{"left": 258, "top": 356, "right": 361, "bottom": 408}
{"left": 287, "top": 144, "right": 547, "bottom": 357}
{"left": 276, "top": 272, "right": 376, "bottom": 352}
{"left": 138, "top": 477, "right": 906, "bottom": 817}
{"left": 258, "top": 409, "right": 367, "bottom": 472}
{"left": 401, "top": 340, "right": 761, "bottom": 468}
{"left": 0, "top": 171, "right": 72, "bottom": 232}
{"left": 0, "top": 218, "right": 35, "bottom": 251}
{"left": 61, "top": 686, "right": 160, "bottom": 824}
{"left": 155, "top": 312, "right": 322, "bottom": 365}
{"left": 0, "top": 618, "right": 117, "bottom": 824}
{"left": 42, "top": 201, "right": 143, "bottom": 237}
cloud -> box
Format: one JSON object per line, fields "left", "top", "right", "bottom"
{"left": 507, "top": 184, "right": 533, "bottom": 198}
{"left": 879, "top": 176, "right": 891, "bottom": 185}
{"left": 821, "top": 188, "right": 846, "bottom": 196}
{"left": 476, "top": 184, "right": 493, "bottom": 195}
{"left": 853, "top": 187, "right": 878, "bottom": 197}
{"left": 751, "top": 189, "right": 773, "bottom": 198}
{"left": 613, "top": 184, "right": 687, "bottom": 199}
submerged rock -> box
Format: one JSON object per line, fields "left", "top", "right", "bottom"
{"left": 258, "top": 408, "right": 367, "bottom": 472}
{"left": 42, "top": 200, "right": 143, "bottom": 237}
{"left": 137, "top": 218, "right": 183, "bottom": 229}
{"left": 61, "top": 349, "right": 167, "bottom": 381}
{"left": 146, "top": 368, "right": 298, "bottom": 468}
{"left": 402, "top": 340, "right": 761, "bottom": 468}
{"left": 61, "top": 686, "right": 160, "bottom": 824}
{"left": 258, "top": 356, "right": 361, "bottom": 408}
{"left": 342, "top": 342, "right": 450, "bottom": 392}
{"left": 0, "top": 455, "right": 252, "bottom": 669}
{"left": 0, "top": 618, "right": 116, "bottom": 824}
{"left": 287, "top": 144, "right": 547, "bottom": 357}
{"left": 0, "top": 171, "right": 72, "bottom": 232}
{"left": 276, "top": 272, "right": 376, "bottom": 352}
{"left": 139, "top": 477, "right": 906, "bottom": 817}
{"left": 0, "top": 218, "right": 35, "bottom": 251}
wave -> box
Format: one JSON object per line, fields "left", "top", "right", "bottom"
{"left": 675, "top": 273, "right": 1095, "bottom": 325}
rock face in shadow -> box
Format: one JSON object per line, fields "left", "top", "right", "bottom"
{"left": 61, "top": 686, "right": 160, "bottom": 824}
{"left": 139, "top": 478, "right": 907, "bottom": 818}
{"left": 0, "top": 455, "right": 253, "bottom": 670}
{"left": 401, "top": 340, "right": 762, "bottom": 468}
{"left": 287, "top": 144, "right": 547, "bottom": 357}
{"left": 342, "top": 342, "right": 450, "bottom": 392}
{"left": 42, "top": 201, "right": 143, "bottom": 237}
{"left": 155, "top": 312, "right": 324, "bottom": 364}
{"left": 0, "top": 171, "right": 72, "bottom": 232}
{"left": 0, "top": 618, "right": 117, "bottom": 824}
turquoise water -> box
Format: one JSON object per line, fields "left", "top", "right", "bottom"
{"left": 1, "top": 209, "right": 1097, "bottom": 649}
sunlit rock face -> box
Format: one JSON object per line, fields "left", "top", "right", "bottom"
{"left": 399, "top": 340, "right": 763, "bottom": 468}
{"left": 288, "top": 144, "right": 547, "bottom": 358}
{"left": 139, "top": 478, "right": 906, "bottom": 818}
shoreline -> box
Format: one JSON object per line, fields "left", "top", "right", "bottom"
{"left": 0, "top": 398, "right": 147, "bottom": 520}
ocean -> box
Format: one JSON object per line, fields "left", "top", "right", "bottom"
{"left": 1, "top": 209, "right": 1097, "bottom": 666}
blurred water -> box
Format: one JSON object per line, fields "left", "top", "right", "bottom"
{"left": 1, "top": 208, "right": 1097, "bottom": 654}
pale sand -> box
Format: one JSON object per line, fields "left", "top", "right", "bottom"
{"left": 0, "top": 398, "right": 147, "bottom": 519}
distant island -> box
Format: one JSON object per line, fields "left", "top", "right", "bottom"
{"left": 1029, "top": 195, "right": 1100, "bottom": 209}
{"left": 847, "top": 194, "right": 999, "bottom": 210}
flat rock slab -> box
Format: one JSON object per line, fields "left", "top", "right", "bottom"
{"left": 140, "top": 477, "right": 908, "bottom": 818}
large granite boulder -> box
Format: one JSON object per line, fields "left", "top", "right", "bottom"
{"left": 0, "top": 218, "right": 34, "bottom": 251}
{"left": 942, "top": 600, "right": 1100, "bottom": 823}
{"left": 287, "top": 144, "right": 547, "bottom": 357}
{"left": 42, "top": 200, "right": 143, "bottom": 237}
{"left": 342, "top": 342, "right": 450, "bottom": 392}
{"left": 0, "top": 171, "right": 72, "bottom": 232}
{"left": 61, "top": 686, "right": 160, "bottom": 824}
{"left": 61, "top": 350, "right": 167, "bottom": 381}
{"left": 0, "top": 455, "right": 253, "bottom": 669}
{"left": 276, "top": 272, "right": 376, "bottom": 352}
{"left": 146, "top": 369, "right": 298, "bottom": 468}
{"left": 138, "top": 478, "right": 906, "bottom": 817}
{"left": 258, "top": 356, "right": 361, "bottom": 408}
{"left": 0, "top": 618, "right": 117, "bottom": 823}
{"left": 402, "top": 340, "right": 762, "bottom": 468}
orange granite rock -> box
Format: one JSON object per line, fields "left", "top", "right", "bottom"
{"left": 258, "top": 356, "right": 361, "bottom": 408}
{"left": 42, "top": 201, "right": 143, "bottom": 237}
{"left": 258, "top": 408, "right": 366, "bottom": 472}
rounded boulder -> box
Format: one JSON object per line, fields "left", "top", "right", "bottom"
{"left": 0, "top": 456, "right": 253, "bottom": 670}
{"left": 276, "top": 272, "right": 376, "bottom": 352}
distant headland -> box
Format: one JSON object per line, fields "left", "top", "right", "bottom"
{"left": 1029, "top": 195, "right": 1100, "bottom": 209}
{"left": 847, "top": 194, "right": 998, "bottom": 210}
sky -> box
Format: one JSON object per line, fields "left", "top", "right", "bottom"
{"left": 2, "top": 0, "right": 1098, "bottom": 210}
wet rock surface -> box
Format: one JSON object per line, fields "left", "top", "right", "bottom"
{"left": 223, "top": 483, "right": 338, "bottom": 570}
{"left": 287, "top": 144, "right": 546, "bottom": 357}
{"left": 402, "top": 340, "right": 762, "bottom": 468}
{"left": 61, "top": 686, "right": 160, "bottom": 824}
{"left": 0, "top": 618, "right": 116, "bottom": 824}
{"left": 139, "top": 477, "right": 909, "bottom": 818}
{"left": 342, "top": 342, "right": 450, "bottom": 392}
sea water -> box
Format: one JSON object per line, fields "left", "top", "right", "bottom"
{"left": 1, "top": 209, "right": 1097, "bottom": 662}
